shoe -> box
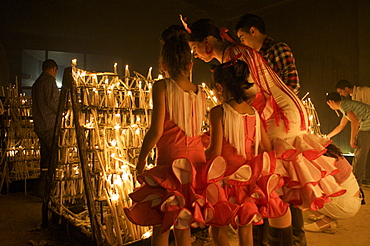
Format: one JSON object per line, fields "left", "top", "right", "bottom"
{"left": 304, "top": 221, "right": 337, "bottom": 234}
{"left": 307, "top": 214, "right": 325, "bottom": 222}
{"left": 360, "top": 187, "right": 366, "bottom": 205}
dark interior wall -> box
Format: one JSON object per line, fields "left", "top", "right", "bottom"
{"left": 1, "top": 0, "right": 369, "bottom": 153}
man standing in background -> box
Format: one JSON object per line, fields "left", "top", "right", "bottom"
{"left": 31, "top": 59, "right": 60, "bottom": 196}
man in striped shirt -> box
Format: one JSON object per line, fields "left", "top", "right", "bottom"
{"left": 235, "top": 13, "right": 300, "bottom": 94}
{"left": 334, "top": 79, "right": 370, "bottom": 186}
{"left": 326, "top": 92, "right": 370, "bottom": 187}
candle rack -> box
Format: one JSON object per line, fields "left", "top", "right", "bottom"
{"left": 0, "top": 85, "right": 40, "bottom": 193}
{"left": 44, "top": 67, "right": 153, "bottom": 245}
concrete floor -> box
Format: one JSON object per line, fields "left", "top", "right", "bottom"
{"left": 0, "top": 186, "right": 369, "bottom": 246}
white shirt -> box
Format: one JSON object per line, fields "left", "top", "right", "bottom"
{"left": 351, "top": 85, "right": 370, "bottom": 105}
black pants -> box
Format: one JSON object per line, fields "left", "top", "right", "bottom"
{"left": 35, "top": 128, "right": 54, "bottom": 196}
{"left": 36, "top": 128, "right": 54, "bottom": 170}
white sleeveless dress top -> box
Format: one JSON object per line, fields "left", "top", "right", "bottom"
{"left": 165, "top": 79, "right": 206, "bottom": 137}
{"left": 223, "top": 102, "right": 261, "bottom": 158}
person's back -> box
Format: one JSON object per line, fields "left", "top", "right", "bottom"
{"left": 31, "top": 59, "right": 59, "bottom": 134}
{"left": 340, "top": 99, "right": 370, "bottom": 130}
{"left": 155, "top": 78, "right": 205, "bottom": 166}
{"left": 31, "top": 59, "right": 59, "bottom": 196}
{"left": 223, "top": 44, "right": 308, "bottom": 139}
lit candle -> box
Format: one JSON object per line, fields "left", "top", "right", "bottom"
{"left": 147, "top": 67, "right": 152, "bottom": 80}
{"left": 72, "top": 59, "right": 77, "bottom": 67}
{"left": 114, "top": 63, "right": 117, "bottom": 74}
{"left": 125, "top": 65, "right": 130, "bottom": 77}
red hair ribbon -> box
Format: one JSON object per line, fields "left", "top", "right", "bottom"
{"left": 179, "top": 15, "right": 191, "bottom": 33}
{"left": 219, "top": 27, "right": 237, "bottom": 44}
{"left": 222, "top": 53, "right": 242, "bottom": 67}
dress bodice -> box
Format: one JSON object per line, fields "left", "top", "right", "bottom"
{"left": 156, "top": 79, "right": 206, "bottom": 166}
{"left": 221, "top": 103, "right": 259, "bottom": 176}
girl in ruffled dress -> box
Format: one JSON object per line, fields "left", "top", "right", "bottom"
{"left": 205, "top": 59, "right": 292, "bottom": 246}
{"left": 124, "top": 25, "right": 207, "bottom": 246}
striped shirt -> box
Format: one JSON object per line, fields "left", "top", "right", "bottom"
{"left": 340, "top": 100, "right": 370, "bottom": 131}
{"left": 259, "top": 37, "right": 300, "bottom": 94}
{"left": 31, "top": 72, "right": 60, "bottom": 133}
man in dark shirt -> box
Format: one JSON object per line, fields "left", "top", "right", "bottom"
{"left": 32, "top": 59, "right": 60, "bottom": 195}
{"left": 235, "top": 13, "right": 300, "bottom": 94}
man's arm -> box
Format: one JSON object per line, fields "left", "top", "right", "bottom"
{"left": 327, "top": 116, "right": 349, "bottom": 139}
{"left": 346, "top": 111, "right": 359, "bottom": 149}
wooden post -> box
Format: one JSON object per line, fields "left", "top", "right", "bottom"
{"left": 69, "top": 67, "right": 103, "bottom": 246}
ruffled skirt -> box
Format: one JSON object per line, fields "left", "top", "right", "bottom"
{"left": 200, "top": 151, "right": 289, "bottom": 229}
{"left": 272, "top": 133, "right": 346, "bottom": 211}
{"left": 124, "top": 157, "right": 230, "bottom": 232}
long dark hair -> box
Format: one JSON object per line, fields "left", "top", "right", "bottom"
{"left": 188, "top": 19, "right": 221, "bottom": 42}
{"left": 324, "top": 143, "right": 343, "bottom": 160}
{"left": 160, "top": 25, "right": 191, "bottom": 78}
{"left": 211, "top": 60, "right": 254, "bottom": 103}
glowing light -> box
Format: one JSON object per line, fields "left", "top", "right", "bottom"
{"left": 110, "top": 139, "right": 117, "bottom": 146}
{"left": 142, "top": 230, "right": 152, "bottom": 239}
{"left": 111, "top": 194, "right": 119, "bottom": 201}
{"left": 113, "top": 178, "right": 122, "bottom": 185}
{"left": 121, "top": 173, "right": 129, "bottom": 181}
{"left": 114, "top": 63, "right": 117, "bottom": 74}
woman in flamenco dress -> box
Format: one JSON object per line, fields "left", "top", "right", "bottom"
{"left": 204, "top": 59, "right": 291, "bottom": 246}
{"left": 124, "top": 25, "right": 210, "bottom": 246}
{"left": 183, "top": 18, "right": 346, "bottom": 245}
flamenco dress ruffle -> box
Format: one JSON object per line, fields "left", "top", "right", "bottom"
{"left": 198, "top": 144, "right": 289, "bottom": 228}
{"left": 194, "top": 156, "right": 240, "bottom": 227}
{"left": 222, "top": 151, "right": 289, "bottom": 229}
{"left": 124, "top": 158, "right": 207, "bottom": 232}
{"left": 272, "top": 134, "right": 346, "bottom": 211}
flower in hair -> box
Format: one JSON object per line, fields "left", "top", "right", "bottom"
{"left": 179, "top": 15, "right": 191, "bottom": 33}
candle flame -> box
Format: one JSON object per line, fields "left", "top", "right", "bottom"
{"left": 111, "top": 194, "right": 119, "bottom": 201}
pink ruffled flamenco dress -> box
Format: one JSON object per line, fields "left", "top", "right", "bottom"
{"left": 124, "top": 79, "right": 211, "bottom": 233}
{"left": 201, "top": 103, "right": 289, "bottom": 229}
{"left": 224, "top": 45, "right": 346, "bottom": 211}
